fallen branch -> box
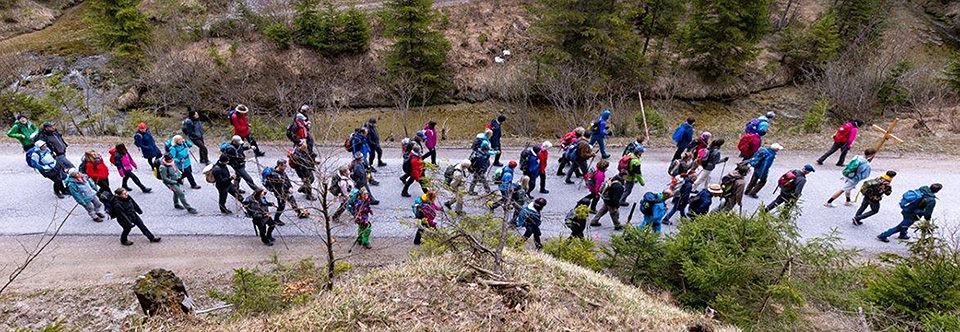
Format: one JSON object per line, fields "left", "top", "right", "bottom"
{"left": 0, "top": 203, "right": 78, "bottom": 296}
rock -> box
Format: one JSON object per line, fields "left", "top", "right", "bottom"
{"left": 116, "top": 86, "right": 139, "bottom": 110}
{"left": 133, "top": 269, "right": 195, "bottom": 316}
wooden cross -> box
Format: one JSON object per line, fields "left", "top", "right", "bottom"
{"left": 872, "top": 118, "right": 903, "bottom": 153}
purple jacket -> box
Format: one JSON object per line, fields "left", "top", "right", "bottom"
{"left": 423, "top": 125, "right": 437, "bottom": 150}
{"left": 589, "top": 169, "right": 605, "bottom": 194}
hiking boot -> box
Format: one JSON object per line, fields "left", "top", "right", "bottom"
{"left": 443, "top": 201, "right": 453, "bottom": 209}
{"left": 747, "top": 194, "right": 759, "bottom": 199}
{"left": 619, "top": 202, "right": 629, "bottom": 207}
{"left": 565, "top": 180, "right": 575, "bottom": 185}
{"left": 852, "top": 218, "right": 863, "bottom": 226}
{"left": 191, "top": 185, "right": 202, "bottom": 189}
{"left": 556, "top": 171, "right": 565, "bottom": 176}
{"left": 121, "top": 240, "right": 134, "bottom": 246}
{"left": 306, "top": 195, "right": 316, "bottom": 201}
{"left": 877, "top": 235, "right": 889, "bottom": 243}
{"left": 601, "top": 154, "right": 611, "bottom": 159}
{"left": 816, "top": 160, "right": 824, "bottom": 165}
{"left": 590, "top": 222, "right": 602, "bottom": 227}
{"left": 363, "top": 243, "right": 372, "bottom": 249}
{"left": 540, "top": 189, "right": 550, "bottom": 194}
{"left": 142, "top": 188, "right": 152, "bottom": 193}
{"left": 371, "top": 200, "right": 380, "bottom": 205}
{"left": 835, "top": 163, "right": 844, "bottom": 167}
{"left": 94, "top": 217, "right": 103, "bottom": 223}
{"left": 55, "top": 193, "right": 64, "bottom": 199}
{"left": 401, "top": 192, "right": 411, "bottom": 198}
{"left": 276, "top": 220, "right": 286, "bottom": 226}
{"left": 613, "top": 225, "right": 624, "bottom": 231}
{"left": 823, "top": 203, "right": 836, "bottom": 208}
{"left": 97, "top": 212, "right": 106, "bottom": 219}
{"left": 187, "top": 208, "right": 198, "bottom": 214}
{"left": 370, "top": 180, "right": 380, "bottom": 186}
{"left": 493, "top": 162, "right": 504, "bottom": 167}
{"left": 534, "top": 242, "right": 543, "bottom": 250}
{"left": 255, "top": 151, "right": 266, "bottom": 157}
{"left": 237, "top": 188, "right": 246, "bottom": 194}
{"left": 898, "top": 235, "right": 910, "bottom": 240}
{"left": 221, "top": 208, "right": 232, "bottom": 214}
{"left": 174, "top": 205, "right": 185, "bottom": 210}
{"left": 124, "top": 186, "right": 134, "bottom": 191}
{"left": 150, "top": 237, "right": 162, "bottom": 243}
{"left": 377, "top": 162, "right": 387, "bottom": 167}
{"left": 264, "top": 240, "right": 274, "bottom": 246}
{"left": 369, "top": 167, "right": 378, "bottom": 173}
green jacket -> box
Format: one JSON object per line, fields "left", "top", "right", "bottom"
{"left": 7, "top": 121, "right": 38, "bottom": 148}
{"left": 159, "top": 164, "right": 182, "bottom": 186}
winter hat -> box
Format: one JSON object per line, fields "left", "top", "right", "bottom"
{"left": 35, "top": 140, "right": 46, "bottom": 147}
{"left": 532, "top": 146, "right": 541, "bottom": 153}
{"left": 770, "top": 143, "right": 783, "bottom": 151}
{"left": 497, "top": 115, "right": 507, "bottom": 122}
{"left": 232, "top": 135, "right": 242, "bottom": 143}
{"left": 882, "top": 170, "right": 897, "bottom": 181}
{"left": 700, "top": 131, "right": 712, "bottom": 140}
{"left": 765, "top": 111, "right": 776, "bottom": 119}
{"left": 163, "top": 154, "right": 174, "bottom": 161}
{"left": 219, "top": 155, "right": 230, "bottom": 163}
{"left": 137, "top": 122, "right": 147, "bottom": 130}
{"left": 300, "top": 104, "right": 311, "bottom": 112}
{"left": 276, "top": 159, "right": 287, "bottom": 167}
{"left": 533, "top": 197, "right": 547, "bottom": 210}
{"left": 930, "top": 183, "right": 942, "bottom": 193}
{"left": 803, "top": 164, "right": 816, "bottom": 173}
{"left": 67, "top": 168, "right": 79, "bottom": 177}
{"left": 368, "top": 117, "right": 377, "bottom": 124}
{"left": 541, "top": 141, "right": 552, "bottom": 149}
{"left": 601, "top": 109, "right": 611, "bottom": 118}
{"left": 484, "top": 129, "right": 493, "bottom": 137}
{"left": 508, "top": 160, "right": 517, "bottom": 168}
{"left": 172, "top": 135, "right": 184, "bottom": 142}
{"left": 235, "top": 104, "right": 249, "bottom": 113}
{"left": 708, "top": 184, "right": 723, "bottom": 195}
{"left": 460, "top": 160, "right": 472, "bottom": 168}
{"left": 42, "top": 122, "right": 53, "bottom": 128}
{"left": 16, "top": 114, "right": 26, "bottom": 120}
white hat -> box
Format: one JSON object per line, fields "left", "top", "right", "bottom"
{"left": 541, "top": 141, "right": 552, "bottom": 149}
{"left": 232, "top": 135, "right": 242, "bottom": 143}
{"left": 236, "top": 104, "right": 248, "bottom": 113}
{"left": 770, "top": 143, "right": 783, "bottom": 151}
{"left": 300, "top": 104, "right": 311, "bottom": 111}
{"left": 35, "top": 140, "right": 46, "bottom": 147}
{"left": 766, "top": 111, "right": 776, "bottom": 118}
{"left": 67, "top": 168, "right": 79, "bottom": 176}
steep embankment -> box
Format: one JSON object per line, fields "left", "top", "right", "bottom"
{"left": 0, "top": 0, "right": 77, "bottom": 41}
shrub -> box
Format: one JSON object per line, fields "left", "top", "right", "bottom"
{"left": 602, "top": 226, "right": 668, "bottom": 286}
{"left": 414, "top": 213, "right": 525, "bottom": 257}
{"left": 680, "top": 0, "right": 772, "bottom": 78}
{"left": 263, "top": 22, "right": 292, "bottom": 50}
{"left": 86, "top": 0, "right": 152, "bottom": 57}
{"left": 876, "top": 61, "right": 911, "bottom": 107}
{"left": 802, "top": 99, "right": 830, "bottom": 133}
{"left": 294, "top": 0, "right": 370, "bottom": 56}
{"left": 634, "top": 106, "right": 665, "bottom": 135}
{"left": 381, "top": 0, "right": 451, "bottom": 100}
{"left": 543, "top": 237, "right": 602, "bottom": 271}
{"left": 213, "top": 268, "right": 287, "bottom": 314}
{"left": 0, "top": 92, "right": 59, "bottom": 122}
{"left": 945, "top": 54, "right": 960, "bottom": 93}
{"left": 779, "top": 12, "right": 841, "bottom": 74}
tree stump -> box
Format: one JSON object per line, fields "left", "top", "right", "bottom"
{"left": 133, "top": 269, "right": 195, "bottom": 316}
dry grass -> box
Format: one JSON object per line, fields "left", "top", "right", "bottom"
{"left": 160, "top": 251, "right": 733, "bottom": 332}
{"left": 0, "top": 2, "right": 97, "bottom": 56}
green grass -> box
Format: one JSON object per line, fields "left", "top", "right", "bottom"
{"left": 0, "top": 2, "right": 98, "bottom": 56}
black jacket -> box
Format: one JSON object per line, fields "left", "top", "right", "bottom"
{"left": 602, "top": 176, "right": 626, "bottom": 206}
{"left": 34, "top": 130, "right": 68, "bottom": 156}
{"left": 212, "top": 162, "right": 232, "bottom": 185}
{"left": 264, "top": 170, "right": 292, "bottom": 194}
{"left": 701, "top": 147, "right": 727, "bottom": 171}
{"left": 243, "top": 196, "right": 271, "bottom": 220}
{"left": 350, "top": 161, "right": 368, "bottom": 187}
{"left": 364, "top": 123, "right": 380, "bottom": 147}
{"left": 782, "top": 171, "right": 808, "bottom": 196}
{"left": 221, "top": 143, "right": 248, "bottom": 168}
{"left": 182, "top": 118, "right": 204, "bottom": 141}
{"left": 291, "top": 149, "right": 315, "bottom": 173}
{"left": 114, "top": 195, "right": 143, "bottom": 226}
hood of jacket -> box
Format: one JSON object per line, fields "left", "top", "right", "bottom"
{"left": 601, "top": 109, "right": 611, "bottom": 120}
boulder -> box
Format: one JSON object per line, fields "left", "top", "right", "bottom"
{"left": 133, "top": 269, "right": 195, "bottom": 316}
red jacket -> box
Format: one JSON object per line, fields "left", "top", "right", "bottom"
{"left": 538, "top": 149, "right": 548, "bottom": 175}
{"left": 295, "top": 119, "right": 309, "bottom": 140}
{"left": 83, "top": 159, "right": 110, "bottom": 181}
{"left": 231, "top": 112, "right": 250, "bottom": 136}
{"left": 560, "top": 131, "right": 578, "bottom": 148}
{"left": 411, "top": 155, "right": 424, "bottom": 181}
{"left": 833, "top": 122, "right": 858, "bottom": 147}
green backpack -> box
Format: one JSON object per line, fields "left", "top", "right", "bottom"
{"left": 842, "top": 158, "right": 861, "bottom": 178}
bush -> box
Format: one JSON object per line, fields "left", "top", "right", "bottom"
{"left": 294, "top": 0, "right": 370, "bottom": 56}
{"left": 779, "top": 12, "right": 841, "bottom": 74}
{"left": 86, "top": 0, "right": 152, "bottom": 57}
{"left": 876, "top": 61, "right": 911, "bottom": 107}
{"left": 213, "top": 268, "right": 287, "bottom": 314}
{"left": 802, "top": 99, "right": 830, "bottom": 133}
{"left": 635, "top": 106, "right": 665, "bottom": 135}
{"left": 543, "top": 237, "right": 602, "bottom": 271}
{"left": 263, "top": 22, "right": 292, "bottom": 50}
{"left": 602, "top": 226, "right": 668, "bottom": 287}
{"left": 0, "top": 92, "right": 59, "bottom": 122}
{"left": 680, "top": 0, "right": 772, "bottom": 78}
{"left": 945, "top": 54, "right": 960, "bottom": 93}
{"left": 414, "top": 213, "right": 525, "bottom": 257}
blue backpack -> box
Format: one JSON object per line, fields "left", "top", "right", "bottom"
{"left": 672, "top": 125, "right": 684, "bottom": 143}
{"left": 564, "top": 143, "right": 579, "bottom": 161}
{"left": 25, "top": 147, "right": 41, "bottom": 169}
{"left": 899, "top": 190, "right": 924, "bottom": 210}
{"left": 261, "top": 167, "right": 275, "bottom": 184}
{"left": 745, "top": 118, "right": 761, "bottom": 134}
{"left": 640, "top": 192, "right": 660, "bottom": 216}
{"left": 345, "top": 189, "right": 361, "bottom": 215}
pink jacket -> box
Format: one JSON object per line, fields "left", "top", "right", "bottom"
{"left": 423, "top": 125, "right": 437, "bottom": 150}
{"left": 118, "top": 154, "right": 138, "bottom": 177}
{"left": 589, "top": 169, "right": 605, "bottom": 194}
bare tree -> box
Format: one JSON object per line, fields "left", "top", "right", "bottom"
{"left": 385, "top": 73, "right": 419, "bottom": 138}
{"left": 0, "top": 204, "right": 78, "bottom": 296}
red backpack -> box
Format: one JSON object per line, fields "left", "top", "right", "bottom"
{"left": 286, "top": 148, "right": 296, "bottom": 168}
{"left": 834, "top": 123, "right": 851, "bottom": 143}
{"left": 344, "top": 136, "right": 352, "bottom": 152}
{"left": 108, "top": 147, "right": 118, "bottom": 166}
{"left": 738, "top": 133, "right": 760, "bottom": 157}
{"left": 617, "top": 155, "right": 632, "bottom": 172}
{"left": 778, "top": 170, "right": 798, "bottom": 190}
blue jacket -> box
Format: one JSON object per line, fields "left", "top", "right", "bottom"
{"left": 689, "top": 190, "right": 713, "bottom": 215}
{"left": 848, "top": 156, "right": 872, "bottom": 183}
{"left": 749, "top": 148, "right": 777, "bottom": 178}
{"left": 489, "top": 119, "right": 502, "bottom": 147}
{"left": 64, "top": 176, "right": 99, "bottom": 205}
{"left": 499, "top": 166, "right": 515, "bottom": 192}
{"left": 673, "top": 123, "right": 693, "bottom": 148}
{"left": 524, "top": 150, "right": 540, "bottom": 174}
{"left": 165, "top": 139, "right": 193, "bottom": 170}
{"left": 30, "top": 148, "right": 58, "bottom": 172}
{"left": 351, "top": 133, "right": 369, "bottom": 157}
{"left": 595, "top": 110, "right": 611, "bottom": 138}
{"left": 516, "top": 203, "right": 542, "bottom": 228}
{"left": 641, "top": 198, "right": 666, "bottom": 227}
{"left": 906, "top": 186, "right": 938, "bottom": 219}
{"left": 134, "top": 130, "right": 162, "bottom": 159}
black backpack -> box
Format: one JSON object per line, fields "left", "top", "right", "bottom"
{"left": 520, "top": 148, "right": 534, "bottom": 169}
{"left": 285, "top": 121, "right": 298, "bottom": 143}
{"left": 402, "top": 154, "right": 413, "bottom": 174}
{"left": 443, "top": 165, "right": 457, "bottom": 185}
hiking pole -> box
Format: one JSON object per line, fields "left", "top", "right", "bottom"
{"left": 625, "top": 202, "right": 637, "bottom": 225}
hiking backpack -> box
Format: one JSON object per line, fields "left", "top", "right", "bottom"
{"left": 344, "top": 136, "right": 353, "bottom": 152}
{"left": 842, "top": 158, "right": 861, "bottom": 179}
{"left": 749, "top": 149, "right": 769, "bottom": 168}
{"left": 443, "top": 165, "right": 457, "bottom": 185}
{"left": 286, "top": 148, "right": 296, "bottom": 168}
{"left": 899, "top": 190, "right": 924, "bottom": 210}
{"left": 520, "top": 148, "right": 534, "bottom": 170}
{"left": 720, "top": 173, "right": 737, "bottom": 197}
{"left": 493, "top": 167, "right": 505, "bottom": 182}
{"left": 860, "top": 178, "right": 882, "bottom": 198}
{"left": 202, "top": 163, "right": 216, "bottom": 183}
{"left": 108, "top": 148, "right": 118, "bottom": 166}
{"left": 329, "top": 177, "right": 343, "bottom": 197}
{"left": 402, "top": 154, "right": 413, "bottom": 174}
{"left": 628, "top": 158, "right": 642, "bottom": 176}
{"left": 777, "top": 170, "right": 798, "bottom": 190}
{"left": 261, "top": 167, "right": 275, "bottom": 185}
{"left": 345, "top": 189, "right": 361, "bottom": 215}
{"left": 672, "top": 125, "right": 684, "bottom": 143}
{"left": 590, "top": 119, "right": 601, "bottom": 134}
{"left": 286, "top": 121, "right": 298, "bottom": 143}
{"left": 564, "top": 144, "right": 579, "bottom": 161}
{"left": 745, "top": 118, "right": 761, "bottom": 134}
{"left": 584, "top": 168, "right": 597, "bottom": 188}
{"left": 617, "top": 155, "right": 632, "bottom": 172}
{"left": 640, "top": 192, "right": 660, "bottom": 216}
{"left": 738, "top": 133, "right": 760, "bottom": 157}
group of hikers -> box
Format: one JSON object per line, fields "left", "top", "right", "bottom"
{"left": 7, "top": 105, "right": 941, "bottom": 248}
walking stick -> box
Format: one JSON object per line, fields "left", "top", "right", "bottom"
{"left": 626, "top": 202, "right": 637, "bottom": 225}
{"left": 637, "top": 91, "right": 650, "bottom": 143}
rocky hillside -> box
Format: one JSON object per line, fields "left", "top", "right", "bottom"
{"left": 0, "top": 0, "right": 77, "bottom": 40}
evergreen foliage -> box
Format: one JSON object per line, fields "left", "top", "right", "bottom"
{"left": 543, "top": 237, "right": 603, "bottom": 271}
{"left": 263, "top": 22, "right": 293, "bottom": 50}
{"left": 86, "top": 0, "right": 152, "bottom": 57}
{"left": 631, "top": 0, "right": 685, "bottom": 55}
{"left": 294, "top": 0, "right": 371, "bottom": 55}
{"left": 680, "top": 0, "right": 772, "bottom": 78}
{"left": 779, "top": 12, "right": 842, "bottom": 73}
{"left": 946, "top": 54, "right": 960, "bottom": 93}
{"left": 380, "top": 0, "right": 451, "bottom": 100}
{"left": 832, "top": 0, "right": 886, "bottom": 44}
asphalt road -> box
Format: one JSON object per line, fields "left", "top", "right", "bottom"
{"left": 1, "top": 142, "right": 957, "bottom": 253}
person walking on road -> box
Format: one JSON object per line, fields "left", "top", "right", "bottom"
{"left": 159, "top": 154, "right": 197, "bottom": 214}
{"left": 639, "top": 189, "right": 673, "bottom": 233}
{"left": 165, "top": 135, "right": 201, "bottom": 189}
{"left": 352, "top": 188, "right": 375, "bottom": 249}
{"left": 878, "top": 183, "right": 942, "bottom": 242}
{"left": 220, "top": 135, "right": 258, "bottom": 193}
{"left": 363, "top": 118, "right": 386, "bottom": 167}
{"left": 716, "top": 164, "right": 749, "bottom": 212}
{"left": 624, "top": 135, "right": 646, "bottom": 157}
{"left": 817, "top": 120, "right": 861, "bottom": 166}
{"left": 112, "top": 144, "right": 151, "bottom": 193}
{"left": 520, "top": 145, "right": 541, "bottom": 194}
{"left": 182, "top": 109, "right": 209, "bottom": 164}
{"left": 110, "top": 188, "right": 160, "bottom": 245}
{"left": 290, "top": 141, "right": 316, "bottom": 201}
{"left": 211, "top": 155, "right": 240, "bottom": 214}
{"left": 590, "top": 109, "right": 613, "bottom": 159}
{"left": 663, "top": 174, "right": 694, "bottom": 224}
{"left": 589, "top": 170, "right": 626, "bottom": 230}
{"left": 671, "top": 118, "right": 695, "bottom": 161}
{"left": 290, "top": 105, "right": 316, "bottom": 156}
{"left": 617, "top": 149, "right": 645, "bottom": 207}
{"left": 229, "top": 104, "right": 266, "bottom": 157}
{"left": 693, "top": 139, "right": 728, "bottom": 191}
{"left": 488, "top": 115, "right": 506, "bottom": 167}
{"left": 766, "top": 164, "right": 815, "bottom": 212}
{"left": 825, "top": 148, "right": 876, "bottom": 207}
{"left": 516, "top": 197, "right": 547, "bottom": 249}
{"left": 330, "top": 166, "right": 355, "bottom": 221}
{"left": 28, "top": 141, "right": 69, "bottom": 198}
{"left": 79, "top": 150, "right": 111, "bottom": 195}
{"left": 689, "top": 184, "right": 723, "bottom": 217}
{"left": 535, "top": 141, "right": 551, "bottom": 194}
{"left": 243, "top": 188, "right": 275, "bottom": 246}
{"left": 745, "top": 143, "right": 782, "bottom": 198}
{"left": 350, "top": 156, "right": 380, "bottom": 205}
{"left": 468, "top": 142, "right": 497, "bottom": 194}
{"left": 565, "top": 133, "right": 595, "bottom": 184}
{"left": 7, "top": 114, "right": 38, "bottom": 152}
{"left": 584, "top": 160, "right": 609, "bottom": 212}
{"left": 852, "top": 170, "right": 896, "bottom": 225}
{"left": 350, "top": 128, "right": 371, "bottom": 161}
{"left": 745, "top": 112, "right": 775, "bottom": 137}
{"left": 557, "top": 128, "right": 584, "bottom": 175}
{"left": 64, "top": 168, "right": 106, "bottom": 222}
{"left": 443, "top": 160, "right": 471, "bottom": 213}
{"left": 33, "top": 122, "right": 73, "bottom": 169}
{"left": 263, "top": 159, "right": 308, "bottom": 225}
{"left": 565, "top": 195, "right": 592, "bottom": 238}
{"left": 422, "top": 121, "right": 438, "bottom": 164}
{"left": 412, "top": 190, "right": 441, "bottom": 245}
{"left": 400, "top": 145, "right": 426, "bottom": 197}
{"left": 133, "top": 123, "right": 163, "bottom": 176}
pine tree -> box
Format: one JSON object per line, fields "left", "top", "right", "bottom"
{"left": 380, "top": 0, "right": 451, "bottom": 100}
{"left": 947, "top": 55, "right": 960, "bottom": 94}
{"left": 533, "top": 0, "right": 646, "bottom": 80}
{"left": 680, "top": 0, "right": 772, "bottom": 78}
{"left": 779, "top": 12, "right": 841, "bottom": 72}
{"left": 294, "top": 0, "right": 370, "bottom": 55}
{"left": 632, "top": 0, "right": 686, "bottom": 55}
{"left": 832, "top": 0, "right": 885, "bottom": 44}
{"left": 86, "top": 0, "right": 151, "bottom": 57}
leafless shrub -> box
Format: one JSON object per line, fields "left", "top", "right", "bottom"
{"left": 533, "top": 62, "right": 635, "bottom": 131}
